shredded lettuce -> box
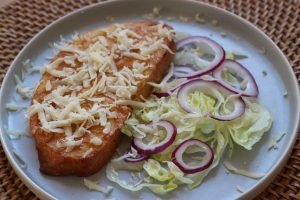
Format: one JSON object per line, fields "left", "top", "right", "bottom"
{"left": 227, "top": 99, "right": 272, "bottom": 150}
{"left": 109, "top": 35, "right": 273, "bottom": 194}
{"left": 106, "top": 160, "right": 178, "bottom": 195}
{"left": 166, "top": 161, "right": 194, "bottom": 184}
{"left": 143, "top": 159, "right": 173, "bottom": 181}
{"left": 110, "top": 90, "right": 272, "bottom": 194}
{"left": 188, "top": 128, "right": 228, "bottom": 189}
{"left": 226, "top": 51, "right": 248, "bottom": 60}
{"left": 187, "top": 91, "right": 217, "bottom": 114}
{"left": 221, "top": 70, "right": 241, "bottom": 89}
{"left": 221, "top": 69, "right": 249, "bottom": 91}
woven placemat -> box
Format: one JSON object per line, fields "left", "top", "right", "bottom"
{"left": 0, "top": 0, "right": 299, "bottom": 199}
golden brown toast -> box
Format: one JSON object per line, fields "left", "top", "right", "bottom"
{"left": 29, "top": 21, "right": 175, "bottom": 176}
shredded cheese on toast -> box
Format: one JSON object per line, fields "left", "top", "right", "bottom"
{"left": 28, "top": 22, "right": 174, "bottom": 150}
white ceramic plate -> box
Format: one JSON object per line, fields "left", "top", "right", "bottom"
{"left": 1, "top": 0, "right": 299, "bottom": 199}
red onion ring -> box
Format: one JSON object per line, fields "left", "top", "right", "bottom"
{"left": 176, "top": 36, "right": 225, "bottom": 79}
{"left": 212, "top": 59, "right": 259, "bottom": 97}
{"left": 153, "top": 91, "right": 170, "bottom": 98}
{"left": 177, "top": 79, "right": 245, "bottom": 121}
{"left": 172, "top": 139, "right": 214, "bottom": 174}
{"left": 124, "top": 148, "right": 149, "bottom": 163}
{"left": 132, "top": 120, "right": 177, "bottom": 155}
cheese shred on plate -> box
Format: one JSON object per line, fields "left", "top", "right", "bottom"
{"left": 223, "top": 161, "right": 265, "bottom": 179}
{"left": 83, "top": 178, "right": 113, "bottom": 195}
{"left": 6, "top": 103, "right": 21, "bottom": 111}
{"left": 28, "top": 23, "right": 174, "bottom": 150}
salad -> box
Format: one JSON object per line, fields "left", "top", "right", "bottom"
{"left": 106, "top": 33, "right": 273, "bottom": 194}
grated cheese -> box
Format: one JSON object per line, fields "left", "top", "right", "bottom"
{"left": 56, "top": 138, "right": 83, "bottom": 148}
{"left": 115, "top": 100, "right": 148, "bottom": 108}
{"left": 45, "top": 80, "right": 52, "bottom": 91}
{"left": 21, "top": 59, "right": 31, "bottom": 80}
{"left": 83, "top": 79, "right": 90, "bottom": 88}
{"left": 268, "top": 132, "right": 286, "bottom": 150}
{"left": 194, "top": 13, "right": 206, "bottom": 23}
{"left": 29, "top": 67, "right": 40, "bottom": 74}
{"left": 179, "top": 16, "right": 189, "bottom": 22}
{"left": 211, "top": 19, "right": 218, "bottom": 26}
{"left": 223, "top": 161, "right": 265, "bottom": 179}
{"left": 6, "top": 103, "right": 21, "bottom": 111}
{"left": 22, "top": 59, "right": 31, "bottom": 68}
{"left": 166, "top": 16, "right": 175, "bottom": 21}
{"left": 103, "top": 122, "right": 111, "bottom": 134}
{"left": 220, "top": 32, "right": 227, "bottom": 37}
{"left": 90, "top": 137, "right": 103, "bottom": 145}
{"left": 143, "top": 7, "right": 161, "bottom": 19}
{"left": 5, "top": 127, "right": 30, "bottom": 139}
{"left": 83, "top": 178, "right": 113, "bottom": 195}
{"left": 28, "top": 22, "right": 174, "bottom": 151}
{"left": 83, "top": 148, "right": 93, "bottom": 158}
{"left": 123, "top": 52, "right": 149, "bottom": 60}
{"left": 15, "top": 75, "right": 32, "bottom": 99}
{"left": 152, "top": 7, "right": 160, "bottom": 16}
{"left": 105, "top": 16, "right": 115, "bottom": 21}
{"left": 236, "top": 185, "right": 245, "bottom": 193}
{"left": 16, "top": 85, "right": 32, "bottom": 99}
{"left": 258, "top": 47, "right": 266, "bottom": 54}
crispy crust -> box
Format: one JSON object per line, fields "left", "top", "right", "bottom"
{"left": 29, "top": 21, "right": 175, "bottom": 176}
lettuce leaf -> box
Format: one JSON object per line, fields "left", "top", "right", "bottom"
{"left": 187, "top": 91, "right": 217, "bottom": 114}
{"left": 188, "top": 128, "right": 228, "bottom": 189}
{"left": 227, "top": 100, "right": 272, "bottom": 150}
{"left": 143, "top": 159, "right": 173, "bottom": 181}
{"left": 106, "top": 163, "right": 178, "bottom": 195}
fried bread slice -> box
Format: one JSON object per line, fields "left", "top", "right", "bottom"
{"left": 29, "top": 21, "right": 175, "bottom": 176}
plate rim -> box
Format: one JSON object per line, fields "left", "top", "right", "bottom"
{"left": 0, "top": 0, "right": 299, "bottom": 199}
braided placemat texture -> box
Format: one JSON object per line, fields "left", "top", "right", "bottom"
{"left": 0, "top": 0, "right": 299, "bottom": 199}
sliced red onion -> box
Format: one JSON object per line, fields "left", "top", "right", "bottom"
{"left": 177, "top": 79, "right": 245, "bottom": 121}
{"left": 176, "top": 36, "right": 225, "bottom": 79}
{"left": 172, "top": 139, "right": 214, "bottom": 174}
{"left": 124, "top": 148, "right": 149, "bottom": 163}
{"left": 132, "top": 120, "right": 177, "bottom": 155}
{"left": 153, "top": 92, "right": 170, "bottom": 98}
{"left": 213, "top": 59, "right": 259, "bottom": 97}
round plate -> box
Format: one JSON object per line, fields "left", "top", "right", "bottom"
{"left": 0, "top": 0, "right": 299, "bottom": 199}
